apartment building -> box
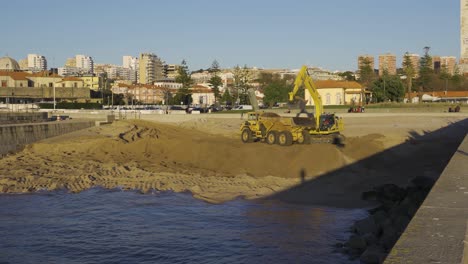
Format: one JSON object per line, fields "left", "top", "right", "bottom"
{"left": 378, "top": 53, "right": 396, "bottom": 76}
{"left": 139, "top": 53, "right": 165, "bottom": 84}
{"left": 440, "top": 56, "right": 457, "bottom": 75}
{"left": 27, "top": 54, "right": 47, "bottom": 71}
{"left": 122, "top": 56, "right": 139, "bottom": 83}
{"left": 75, "top": 55, "right": 94, "bottom": 74}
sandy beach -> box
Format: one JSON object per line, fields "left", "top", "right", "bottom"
{"left": 0, "top": 113, "right": 466, "bottom": 206}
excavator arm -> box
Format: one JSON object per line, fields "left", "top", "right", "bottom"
{"left": 288, "top": 65, "right": 323, "bottom": 127}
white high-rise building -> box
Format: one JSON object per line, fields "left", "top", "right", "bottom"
{"left": 123, "top": 55, "right": 139, "bottom": 83}
{"left": 27, "top": 54, "right": 47, "bottom": 71}
{"left": 123, "top": 56, "right": 138, "bottom": 70}
{"left": 460, "top": 0, "right": 468, "bottom": 72}
{"left": 75, "top": 55, "right": 94, "bottom": 74}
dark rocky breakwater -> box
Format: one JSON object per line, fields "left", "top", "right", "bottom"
{"left": 337, "top": 176, "right": 435, "bottom": 264}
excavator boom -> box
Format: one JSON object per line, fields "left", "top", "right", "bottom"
{"left": 288, "top": 65, "right": 344, "bottom": 136}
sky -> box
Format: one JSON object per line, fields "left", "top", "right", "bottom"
{"left": 1, "top": 0, "right": 460, "bottom": 72}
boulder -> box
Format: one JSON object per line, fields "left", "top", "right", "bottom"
{"left": 346, "top": 234, "right": 367, "bottom": 253}
{"left": 362, "top": 233, "right": 378, "bottom": 246}
{"left": 380, "top": 225, "right": 400, "bottom": 250}
{"left": 353, "top": 217, "right": 378, "bottom": 236}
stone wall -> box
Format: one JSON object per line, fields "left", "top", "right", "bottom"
{"left": 0, "top": 121, "right": 95, "bottom": 156}
{"left": 0, "top": 87, "right": 90, "bottom": 99}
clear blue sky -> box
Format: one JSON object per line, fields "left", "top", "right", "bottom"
{"left": 1, "top": 0, "right": 459, "bottom": 71}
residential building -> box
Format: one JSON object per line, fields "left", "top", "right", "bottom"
{"left": 27, "top": 54, "right": 47, "bottom": 71}
{"left": 304, "top": 80, "right": 364, "bottom": 106}
{"left": 122, "top": 56, "right": 139, "bottom": 83}
{"left": 65, "top": 58, "right": 76, "bottom": 67}
{"left": 358, "top": 55, "right": 375, "bottom": 71}
{"left": 378, "top": 53, "right": 396, "bottom": 76}
{"left": 58, "top": 67, "right": 80, "bottom": 76}
{"left": 166, "top": 64, "right": 181, "bottom": 78}
{"left": 139, "top": 53, "right": 165, "bottom": 84}
{"left": 440, "top": 56, "right": 457, "bottom": 75}
{"left": 75, "top": 55, "right": 94, "bottom": 74}
{"left": 402, "top": 53, "right": 420, "bottom": 76}
{"left": 80, "top": 76, "right": 101, "bottom": 90}
{"left": 433, "top": 56, "right": 441, "bottom": 72}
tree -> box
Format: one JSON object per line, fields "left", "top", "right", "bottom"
{"left": 174, "top": 60, "right": 193, "bottom": 105}
{"left": 221, "top": 88, "right": 233, "bottom": 106}
{"left": 358, "top": 57, "right": 375, "bottom": 105}
{"left": 263, "top": 79, "right": 292, "bottom": 107}
{"left": 338, "top": 71, "right": 356, "bottom": 81}
{"left": 232, "top": 64, "right": 252, "bottom": 104}
{"left": 402, "top": 52, "right": 416, "bottom": 102}
{"left": 371, "top": 73, "right": 405, "bottom": 103}
{"left": 418, "top": 47, "right": 434, "bottom": 93}
{"left": 208, "top": 60, "right": 223, "bottom": 104}
{"left": 439, "top": 65, "right": 451, "bottom": 92}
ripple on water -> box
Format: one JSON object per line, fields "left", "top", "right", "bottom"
{"left": 0, "top": 188, "right": 366, "bottom": 264}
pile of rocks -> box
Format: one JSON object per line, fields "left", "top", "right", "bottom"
{"left": 337, "top": 176, "right": 435, "bottom": 264}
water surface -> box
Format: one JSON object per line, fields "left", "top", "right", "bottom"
{"left": 0, "top": 188, "right": 366, "bottom": 263}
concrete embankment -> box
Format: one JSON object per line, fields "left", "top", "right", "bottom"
{"left": 385, "top": 134, "right": 468, "bottom": 263}
{"left": 0, "top": 112, "right": 48, "bottom": 124}
{"left": 0, "top": 121, "right": 95, "bottom": 156}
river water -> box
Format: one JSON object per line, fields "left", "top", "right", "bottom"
{"left": 0, "top": 188, "right": 366, "bottom": 264}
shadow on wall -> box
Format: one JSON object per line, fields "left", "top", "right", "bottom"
{"left": 260, "top": 118, "right": 468, "bottom": 209}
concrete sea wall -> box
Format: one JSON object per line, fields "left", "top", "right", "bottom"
{"left": 0, "top": 112, "right": 48, "bottom": 124}
{"left": 0, "top": 121, "right": 95, "bottom": 156}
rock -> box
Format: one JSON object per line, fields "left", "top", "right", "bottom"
{"left": 346, "top": 235, "right": 367, "bottom": 253}
{"left": 360, "top": 245, "right": 386, "bottom": 264}
{"left": 372, "top": 210, "right": 389, "bottom": 227}
{"left": 380, "top": 225, "right": 400, "bottom": 250}
{"left": 375, "top": 184, "right": 406, "bottom": 202}
{"left": 362, "top": 233, "right": 378, "bottom": 246}
{"left": 353, "top": 217, "right": 378, "bottom": 236}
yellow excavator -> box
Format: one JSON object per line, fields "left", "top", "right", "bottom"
{"left": 288, "top": 65, "right": 344, "bottom": 142}
{"left": 239, "top": 65, "right": 344, "bottom": 145}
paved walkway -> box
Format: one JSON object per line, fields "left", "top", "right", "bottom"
{"left": 385, "top": 134, "right": 468, "bottom": 263}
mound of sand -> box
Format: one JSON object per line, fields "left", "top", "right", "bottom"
{"left": 1, "top": 114, "right": 465, "bottom": 205}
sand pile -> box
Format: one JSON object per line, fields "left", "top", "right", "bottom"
{"left": 0, "top": 119, "right": 386, "bottom": 203}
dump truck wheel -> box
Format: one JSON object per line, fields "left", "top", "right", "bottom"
{"left": 333, "top": 134, "right": 345, "bottom": 146}
{"left": 266, "top": 131, "right": 277, "bottom": 145}
{"left": 241, "top": 128, "right": 254, "bottom": 143}
{"left": 297, "top": 130, "right": 311, "bottom": 144}
{"left": 278, "top": 131, "right": 293, "bottom": 146}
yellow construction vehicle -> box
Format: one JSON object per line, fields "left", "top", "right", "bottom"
{"left": 288, "top": 65, "right": 344, "bottom": 142}
{"left": 240, "top": 89, "right": 315, "bottom": 146}
{"left": 239, "top": 66, "right": 344, "bottom": 145}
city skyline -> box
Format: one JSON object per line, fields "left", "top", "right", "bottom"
{"left": 1, "top": 0, "right": 460, "bottom": 72}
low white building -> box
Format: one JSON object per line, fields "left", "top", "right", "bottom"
{"left": 190, "top": 84, "right": 215, "bottom": 106}
{"left": 305, "top": 80, "right": 364, "bottom": 106}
